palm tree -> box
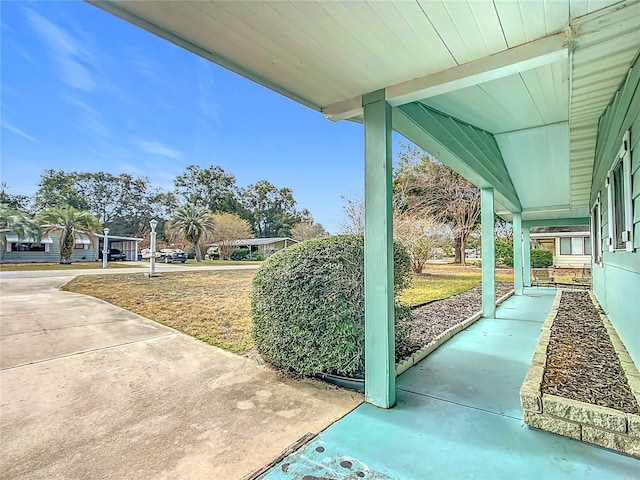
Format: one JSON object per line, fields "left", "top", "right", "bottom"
{"left": 0, "top": 204, "right": 40, "bottom": 245}
{"left": 38, "top": 206, "right": 102, "bottom": 264}
{"left": 169, "top": 204, "right": 215, "bottom": 262}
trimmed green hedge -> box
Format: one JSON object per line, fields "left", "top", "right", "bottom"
{"left": 495, "top": 240, "right": 514, "bottom": 267}
{"left": 531, "top": 249, "right": 553, "bottom": 267}
{"left": 251, "top": 235, "right": 412, "bottom": 377}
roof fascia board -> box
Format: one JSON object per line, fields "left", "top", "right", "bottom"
{"left": 394, "top": 104, "right": 521, "bottom": 212}
{"left": 523, "top": 218, "right": 590, "bottom": 228}
{"left": 324, "top": 31, "right": 569, "bottom": 121}
{"left": 87, "top": 1, "right": 321, "bottom": 112}
{"left": 531, "top": 231, "right": 590, "bottom": 238}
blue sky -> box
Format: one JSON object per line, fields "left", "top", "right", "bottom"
{"left": 1, "top": 1, "right": 408, "bottom": 234}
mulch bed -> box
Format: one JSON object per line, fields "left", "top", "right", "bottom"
{"left": 397, "top": 282, "right": 513, "bottom": 360}
{"left": 541, "top": 290, "right": 639, "bottom": 414}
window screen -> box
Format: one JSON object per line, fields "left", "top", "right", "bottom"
{"left": 612, "top": 162, "right": 626, "bottom": 249}
{"left": 571, "top": 237, "right": 583, "bottom": 255}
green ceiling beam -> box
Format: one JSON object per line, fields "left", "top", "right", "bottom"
{"left": 394, "top": 103, "right": 521, "bottom": 213}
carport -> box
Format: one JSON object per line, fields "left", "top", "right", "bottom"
{"left": 98, "top": 234, "right": 142, "bottom": 261}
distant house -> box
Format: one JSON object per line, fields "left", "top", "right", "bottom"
{"left": 530, "top": 226, "right": 591, "bottom": 269}
{"left": 209, "top": 237, "right": 298, "bottom": 258}
{"left": 0, "top": 230, "right": 142, "bottom": 263}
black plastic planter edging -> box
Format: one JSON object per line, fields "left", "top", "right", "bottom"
{"left": 317, "top": 373, "right": 365, "bottom": 393}
{"left": 409, "top": 298, "right": 442, "bottom": 310}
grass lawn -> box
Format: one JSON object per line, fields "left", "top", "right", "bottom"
{"left": 61, "top": 263, "right": 514, "bottom": 355}
{"left": 400, "top": 264, "right": 514, "bottom": 306}
{"left": 62, "top": 269, "right": 255, "bottom": 354}
{"left": 0, "top": 262, "right": 137, "bottom": 272}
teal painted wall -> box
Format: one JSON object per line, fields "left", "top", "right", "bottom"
{"left": 591, "top": 53, "right": 640, "bottom": 368}
{"left": 0, "top": 233, "right": 99, "bottom": 263}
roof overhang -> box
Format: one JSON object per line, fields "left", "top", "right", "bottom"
{"left": 5, "top": 234, "right": 53, "bottom": 244}
{"left": 97, "top": 234, "right": 143, "bottom": 241}
{"left": 90, "top": 0, "right": 640, "bottom": 225}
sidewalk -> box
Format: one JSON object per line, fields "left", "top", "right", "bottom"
{"left": 0, "top": 271, "right": 360, "bottom": 479}
{"left": 259, "top": 288, "right": 639, "bottom": 479}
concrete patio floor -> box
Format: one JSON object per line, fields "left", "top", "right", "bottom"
{"left": 0, "top": 270, "right": 361, "bottom": 480}
{"left": 259, "top": 288, "right": 640, "bottom": 479}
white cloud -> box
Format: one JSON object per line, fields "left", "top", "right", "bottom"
{"left": 25, "top": 8, "right": 97, "bottom": 92}
{"left": 197, "top": 60, "right": 221, "bottom": 124}
{"left": 2, "top": 123, "right": 40, "bottom": 143}
{"left": 135, "top": 139, "right": 182, "bottom": 160}
{"left": 66, "top": 96, "right": 111, "bottom": 138}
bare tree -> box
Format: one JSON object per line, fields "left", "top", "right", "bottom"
{"left": 211, "top": 212, "right": 254, "bottom": 260}
{"left": 495, "top": 218, "right": 513, "bottom": 243}
{"left": 290, "top": 221, "right": 328, "bottom": 241}
{"left": 395, "top": 143, "right": 481, "bottom": 265}
{"left": 339, "top": 194, "right": 365, "bottom": 235}
{"left": 394, "top": 213, "right": 452, "bottom": 273}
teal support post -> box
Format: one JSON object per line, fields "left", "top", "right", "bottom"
{"left": 513, "top": 212, "right": 523, "bottom": 295}
{"left": 481, "top": 188, "right": 496, "bottom": 318}
{"left": 523, "top": 226, "right": 532, "bottom": 287}
{"left": 363, "top": 89, "right": 395, "bottom": 409}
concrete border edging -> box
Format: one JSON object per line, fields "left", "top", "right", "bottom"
{"left": 396, "top": 289, "right": 515, "bottom": 376}
{"left": 520, "top": 290, "right": 640, "bottom": 458}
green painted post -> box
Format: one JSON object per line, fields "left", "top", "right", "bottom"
{"left": 513, "top": 212, "right": 523, "bottom": 295}
{"left": 523, "top": 226, "right": 532, "bottom": 287}
{"left": 363, "top": 89, "right": 395, "bottom": 409}
{"left": 481, "top": 188, "right": 496, "bottom": 318}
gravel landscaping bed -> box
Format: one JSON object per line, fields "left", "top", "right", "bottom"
{"left": 397, "top": 282, "right": 513, "bottom": 359}
{"left": 541, "top": 290, "right": 640, "bottom": 414}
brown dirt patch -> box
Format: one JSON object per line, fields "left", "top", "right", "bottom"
{"left": 397, "top": 282, "right": 513, "bottom": 359}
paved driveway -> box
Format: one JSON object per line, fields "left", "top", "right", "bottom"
{"left": 0, "top": 271, "right": 361, "bottom": 479}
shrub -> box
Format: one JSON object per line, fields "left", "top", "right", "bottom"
{"left": 231, "top": 248, "right": 250, "bottom": 260}
{"left": 246, "top": 251, "right": 264, "bottom": 261}
{"left": 495, "top": 240, "right": 514, "bottom": 266}
{"left": 531, "top": 249, "right": 553, "bottom": 267}
{"left": 251, "top": 235, "right": 412, "bottom": 377}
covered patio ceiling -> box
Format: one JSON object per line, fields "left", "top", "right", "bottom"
{"left": 91, "top": 0, "right": 640, "bottom": 222}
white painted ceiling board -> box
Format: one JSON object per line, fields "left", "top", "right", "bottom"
{"left": 193, "top": 2, "right": 353, "bottom": 100}
{"left": 476, "top": 74, "right": 546, "bottom": 129}
{"left": 268, "top": 1, "right": 405, "bottom": 92}
{"left": 379, "top": 2, "right": 458, "bottom": 72}
{"left": 467, "top": 1, "right": 510, "bottom": 54}
{"left": 127, "top": 1, "right": 342, "bottom": 106}
{"left": 421, "top": 86, "right": 508, "bottom": 133}
{"left": 496, "top": 123, "right": 570, "bottom": 210}
{"left": 422, "top": 60, "right": 568, "bottom": 134}
{"left": 493, "top": 0, "right": 569, "bottom": 47}
{"left": 417, "top": 0, "right": 506, "bottom": 65}
{"left": 519, "top": 61, "right": 569, "bottom": 124}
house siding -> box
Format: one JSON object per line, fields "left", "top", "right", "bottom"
{"left": 1, "top": 236, "right": 100, "bottom": 263}
{"left": 591, "top": 53, "right": 640, "bottom": 368}
{"left": 555, "top": 254, "right": 591, "bottom": 269}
